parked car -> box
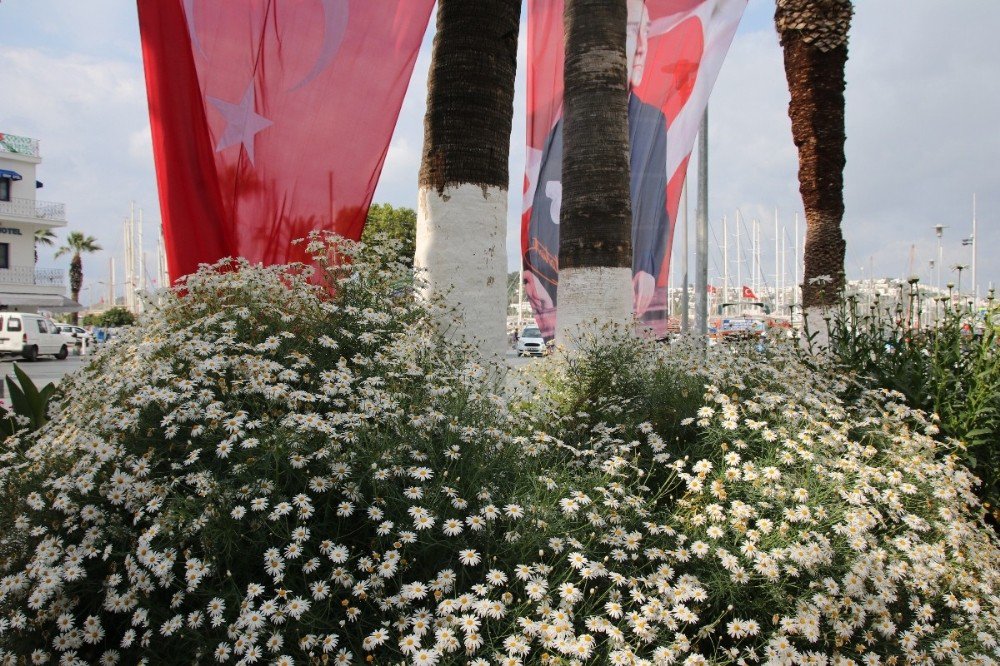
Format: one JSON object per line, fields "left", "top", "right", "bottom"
{"left": 56, "top": 324, "right": 93, "bottom": 346}
{"left": 515, "top": 326, "right": 550, "bottom": 356}
{"left": 0, "top": 313, "right": 70, "bottom": 360}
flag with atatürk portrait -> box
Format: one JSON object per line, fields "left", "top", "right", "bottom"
{"left": 521, "top": 0, "right": 746, "bottom": 339}
{"left": 138, "top": 0, "right": 433, "bottom": 280}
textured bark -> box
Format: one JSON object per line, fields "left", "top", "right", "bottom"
{"left": 559, "top": 0, "right": 632, "bottom": 272}
{"left": 70, "top": 254, "right": 82, "bottom": 325}
{"left": 777, "top": 1, "right": 852, "bottom": 309}
{"left": 419, "top": 0, "right": 521, "bottom": 193}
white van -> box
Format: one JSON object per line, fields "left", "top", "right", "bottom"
{"left": 0, "top": 313, "right": 69, "bottom": 361}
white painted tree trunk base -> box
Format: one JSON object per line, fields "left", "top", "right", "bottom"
{"left": 802, "top": 306, "right": 831, "bottom": 352}
{"left": 556, "top": 266, "right": 633, "bottom": 349}
{"left": 415, "top": 183, "right": 508, "bottom": 359}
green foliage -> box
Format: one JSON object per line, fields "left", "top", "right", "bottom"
{"left": 95, "top": 306, "right": 136, "bottom": 327}
{"left": 361, "top": 202, "right": 416, "bottom": 265}
{"left": 0, "top": 364, "right": 56, "bottom": 437}
{"left": 820, "top": 284, "right": 1000, "bottom": 525}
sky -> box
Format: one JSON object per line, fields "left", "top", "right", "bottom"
{"left": 0, "top": 0, "right": 998, "bottom": 305}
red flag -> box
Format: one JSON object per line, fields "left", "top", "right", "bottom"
{"left": 742, "top": 285, "right": 757, "bottom": 300}
{"left": 522, "top": 0, "right": 746, "bottom": 339}
{"left": 138, "top": 0, "right": 434, "bottom": 281}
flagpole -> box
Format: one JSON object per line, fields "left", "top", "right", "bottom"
{"left": 695, "top": 108, "right": 709, "bottom": 338}
{"left": 973, "top": 192, "right": 978, "bottom": 305}
{"left": 680, "top": 180, "right": 689, "bottom": 333}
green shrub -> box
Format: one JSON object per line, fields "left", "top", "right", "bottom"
{"left": 820, "top": 285, "right": 1000, "bottom": 525}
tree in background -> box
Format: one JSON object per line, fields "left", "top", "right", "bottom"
{"left": 33, "top": 229, "right": 56, "bottom": 265}
{"left": 556, "top": 0, "right": 634, "bottom": 345}
{"left": 361, "top": 203, "right": 416, "bottom": 265}
{"left": 775, "top": 0, "right": 853, "bottom": 318}
{"left": 55, "top": 231, "right": 102, "bottom": 325}
{"left": 416, "top": 0, "right": 522, "bottom": 358}
{"left": 82, "top": 307, "right": 136, "bottom": 328}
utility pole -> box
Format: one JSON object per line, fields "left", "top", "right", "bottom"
{"left": 694, "top": 108, "right": 709, "bottom": 337}
{"left": 934, "top": 224, "right": 946, "bottom": 293}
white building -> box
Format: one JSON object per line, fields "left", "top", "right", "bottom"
{"left": 0, "top": 132, "right": 73, "bottom": 312}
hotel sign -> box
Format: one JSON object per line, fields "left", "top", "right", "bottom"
{"left": 0, "top": 227, "right": 23, "bottom": 236}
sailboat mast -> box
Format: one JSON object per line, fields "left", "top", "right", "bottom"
{"left": 722, "top": 214, "right": 729, "bottom": 304}
{"left": 736, "top": 210, "right": 742, "bottom": 298}
{"left": 774, "top": 208, "right": 779, "bottom": 310}
{"left": 794, "top": 212, "right": 800, "bottom": 318}
{"left": 781, "top": 226, "right": 787, "bottom": 315}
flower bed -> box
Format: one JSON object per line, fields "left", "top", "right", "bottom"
{"left": 0, "top": 236, "right": 997, "bottom": 665}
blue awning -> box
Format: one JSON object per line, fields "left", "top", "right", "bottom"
{"left": 0, "top": 169, "right": 22, "bottom": 181}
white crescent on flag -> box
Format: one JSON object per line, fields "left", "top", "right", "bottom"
{"left": 292, "top": 0, "right": 350, "bottom": 90}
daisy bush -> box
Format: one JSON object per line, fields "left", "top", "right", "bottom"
{"left": 529, "top": 333, "right": 1000, "bottom": 664}
{"left": 0, "top": 234, "right": 997, "bottom": 665}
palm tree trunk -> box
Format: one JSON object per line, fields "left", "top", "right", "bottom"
{"left": 776, "top": 1, "right": 852, "bottom": 316}
{"left": 70, "top": 254, "right": 83, "bottom": 325}
{"left": 416, "top": 0, "right": 521, "bottom": 358}
{"left": 784, "top": 39, "right": 847, "bottom": 311}
{"left": 557, "top": 0, "right": 633, "bottom": 344}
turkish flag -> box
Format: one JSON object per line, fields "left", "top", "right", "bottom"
{"left": 138, "top": 0, "right": 434, "bottom": 281}
{"left": 742, "top": 285, "right": 757, "bottom": 300}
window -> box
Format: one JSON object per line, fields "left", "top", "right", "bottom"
{"left": 0, "top": 243, "right": 8, "bottom": 269}
{"left": 37, "top": 319, "right": 47, "bottom": 333}
{"left": 0, "top": 179, "right": 9, "bottom": 202}
{"left": 7, "top": 317, "right": 21, "bottom": 332}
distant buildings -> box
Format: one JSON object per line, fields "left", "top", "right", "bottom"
{"left": 0, "top": 132, "right": 74, "bottom": 313}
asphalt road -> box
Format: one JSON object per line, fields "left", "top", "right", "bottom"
{"left": 0, "top": 346, "right": 539, "bottom": 399}
{"left": 0, "top": 350, "right": 90, "bottom": 392}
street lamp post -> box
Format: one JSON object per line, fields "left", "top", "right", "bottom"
{"left": 953, "top": 264, "right": 969, "bottom": 300}
{"left": 934, "top": 224, "right": 946, "bottom": 293}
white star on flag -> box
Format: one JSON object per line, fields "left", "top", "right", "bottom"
{"left": 208, "top": 83, "right": 273, "bottom": 166}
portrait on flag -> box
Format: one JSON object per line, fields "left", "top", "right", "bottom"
{"left": 522, "top": 0, "right": 747, "bottom": 339}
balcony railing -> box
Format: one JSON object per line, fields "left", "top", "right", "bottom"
{"left": 0, "top": 197, "right": 66, "bottom": 222}
{"left": 0, "top": 266, "right": 65, "bottom": 287}
{"left": 0, "top": 133, "right": 40, "bottom": 158}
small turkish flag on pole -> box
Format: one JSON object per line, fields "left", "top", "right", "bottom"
{"left": 742, "top": 285, "right": 757, "bottom": 300}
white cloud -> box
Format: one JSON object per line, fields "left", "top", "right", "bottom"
{"left": 0, "top": 45, "right": 160, "bottom": 295}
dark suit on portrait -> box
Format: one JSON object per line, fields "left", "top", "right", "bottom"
{"left": 524, "top": 95, "right": 671, "bottom": 334}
